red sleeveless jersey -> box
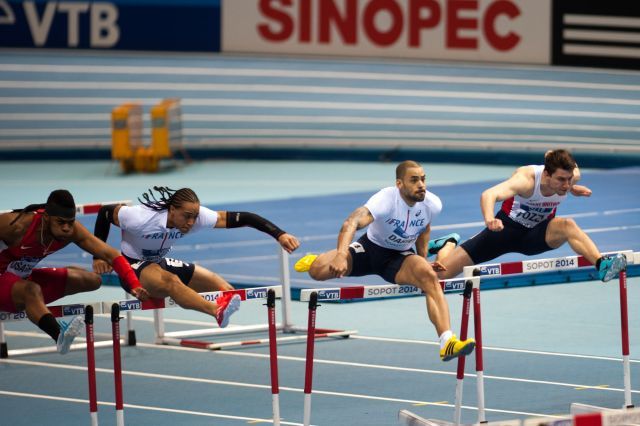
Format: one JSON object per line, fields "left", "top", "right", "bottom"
{"left": 0, "top": 211, "right": 67, "bottom": 277}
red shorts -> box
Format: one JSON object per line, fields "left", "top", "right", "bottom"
{"left": 0, "top": 268, "right": 69, "bottom": 313}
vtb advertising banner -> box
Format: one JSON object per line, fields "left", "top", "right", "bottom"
{"left": 0, "top": 0, "right": 221, "bottom": 51}
{"left": 222, "top": 0, "right": 551, "bottom": 64}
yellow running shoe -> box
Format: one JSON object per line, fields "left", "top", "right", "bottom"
{"left": 294, "top": 254, "right": 318, "bottom": 272}
{"left": 440, "top": 335, "right": 476, "bottom": 362}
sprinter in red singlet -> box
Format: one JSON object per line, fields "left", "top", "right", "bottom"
{"left": 0, "top": 190, "right": 148, "bottom": 354}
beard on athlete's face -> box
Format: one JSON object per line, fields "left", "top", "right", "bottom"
{"left": 401, "top": 182, "right": 426, "bottom": 202}
{"left": 407, "top": 190, "right": 426, "bottom": 202}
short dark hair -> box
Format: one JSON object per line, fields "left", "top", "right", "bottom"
{"left": 544, "top": 149, "right": 576, "bottom": 175}
{"left": 396, "top": 160, "right": 422, "bottom": 180}
{"left": 45, "top": 189, "right": 76, "bottom": 218}
{"left": 9, "top": 189, "right": 76, "bottom": 224}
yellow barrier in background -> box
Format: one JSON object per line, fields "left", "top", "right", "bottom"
{"left": 111, "top": 103, "right": 143, "bottom": 173}
{"left": 111, "top": 99, "right": 184, "bottom": 173}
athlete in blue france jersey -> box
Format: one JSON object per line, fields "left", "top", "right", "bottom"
{"left": 437, "top": 150, "right": 627, "bottom": 282}
{"left": 294, "top": 161, "right": 475, "bottom": 362}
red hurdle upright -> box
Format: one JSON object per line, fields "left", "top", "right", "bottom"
{"left": 454, "top": 280, "right": 474, "bottom": 426}
{"left": 618, "top": 269, "right": 633, "bottom": 408}
{"left": 267, "top": 289, "right": 281, "bottom": 426}
{"left": 85, "top": 305, "right": 98, "bottom": 426}
{"left": 303, "top": 292, "right": 319, "bottom": 426}
{"left": 111, "top": 304, "right": 124, "bottom": 426}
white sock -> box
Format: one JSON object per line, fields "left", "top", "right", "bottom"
{"left": 439, "top": 330, "right": 453, "bottom": 349}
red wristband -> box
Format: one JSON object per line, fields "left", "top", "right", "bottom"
{"left": 112, "top": 255, "right": 142, "bottom": 290}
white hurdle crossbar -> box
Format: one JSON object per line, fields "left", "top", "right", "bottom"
{"left": 465, "top": 250, "right": 634, "bottom": 278}
{"left": 151, "top": 248, "right": 354, "bottom": 350}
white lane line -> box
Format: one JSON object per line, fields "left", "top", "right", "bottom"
{"left": 2, "top": 127, "right": 639, "bottom": 146}
{"left": 0, "top": 358, "right": 567, "bottom": 418}
{"left": 2, "top": 113, "right": 639, "bottom": 134}
{"left": 3, "top": 80, "right": 640, "bottom": 106}
{"left": 1, "top": 97, "right": 640, "bottom": 120}
{"left": 7, "top": 328, "right": 640, "bottom": 364}
{"left": 350, "top": 336, "right": 640, "bottom": 363}
{"left": 1, "top": 63, "right": 639, "bottom": 92}
{"left": 0, "top": 390, "right": 304, "bottom": 425}
{"left": 209, "top": 349, "right": 640, "bottom": 394}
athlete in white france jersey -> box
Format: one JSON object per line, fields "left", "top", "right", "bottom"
{"left": 365, "top": 186, "right": 442, "bottom": 251}
{"left": 438, "top": 149, "right": 627, "bottom": 282}
{"left": 92, "top": 186, "right": 300, "bottom": 328}
{"left": 294, "top": 161, "right": 475, "bottom": 362}
{"left": 117, "top": 203, "right": 218, "bottom": 262}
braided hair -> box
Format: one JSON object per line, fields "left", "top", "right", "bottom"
{"left": 138, "top": 186, "right": 199, "bottom": 211}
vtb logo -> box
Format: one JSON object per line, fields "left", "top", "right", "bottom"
{"left": 0, "top": 0, "right": 120, "bottom": 47}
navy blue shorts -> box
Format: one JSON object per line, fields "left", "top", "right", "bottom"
{"left": 122, "top": 255, "right": 195, "bottom": 292}
{"left": 460, "top": 210, "right": 553, "bottom": 264}
{"left": 348, "top": 234, "right": 415, "bottom": 283}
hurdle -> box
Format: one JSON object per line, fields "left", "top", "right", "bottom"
{"left": 463, "top": 251, "right": 636, "bottom": 415}
{"left": 0, "top": 286, "right": 281, "bottom": 358}
{"left": 150, "top": 249, "right": 355, "bottom": 350}
{"left": 395, "top": 251, "right": 636, "bottom": 426}
{"left": 400, "top": 406, "right": 640, "bottom": 426}
{"left": 300, "top": 277, "right": 482, "bottom": 426}
{"left": 0, "top": 199, "right": 134, "bottom": 358}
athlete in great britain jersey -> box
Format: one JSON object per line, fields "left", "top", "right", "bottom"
{"left": 0, "top": 190, "right": 148, "bottom": 354}
{"left": 92, "top": 186, "right": 300, "bottom": 328}
{"left": 437, "top": 149, "right": 627, "bottom": 282}
{"left": 294, "top": 161, "right": 475, "bottom": 362}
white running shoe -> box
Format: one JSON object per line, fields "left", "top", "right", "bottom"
{"left": 56, "top": 316, "right": 84, "bottom": 354}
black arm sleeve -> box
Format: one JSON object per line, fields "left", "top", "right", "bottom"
{"left": 94, "top": 204, "right": 118, "bottom": 243}
{"left": 226, "top": 211, "right": 286, "bottom": 240}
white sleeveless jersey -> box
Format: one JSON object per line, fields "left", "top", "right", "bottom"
{"left": 118, "top": 205, "right": 218, "bottom": 261}
{"left": 500, "top": 165, "right": 566, "bottom": 228}
{"left": 365, "top": 187, "right": 442, "bottom": 251}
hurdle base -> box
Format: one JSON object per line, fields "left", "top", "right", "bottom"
{"left": 571, "top": 402, "right": 635, "bottom": 415}
{"left": 399, "top": 410, "right": 463, "bottom": 426}
{"left": 1, "top": 342, "right": 7, "bottom": 359}
{"left": 5, "top": 339, "right": 120, "bottom": 357}
{"left": 158, "top": 328, "right": 357, "bottom": 351}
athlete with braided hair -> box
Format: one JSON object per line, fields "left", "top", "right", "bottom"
{"left": 0, "top": 189, "right": 149, "bottom": 354}
{"left": 93, "top": 186, "right": 300, "bottom": 327}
